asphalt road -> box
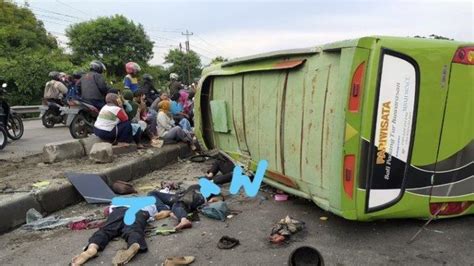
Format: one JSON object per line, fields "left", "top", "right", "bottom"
{"left": 0, "top": 119, "right": 71, "bottom": 161}
{"left": 0, "top": 161, "right": 472, "bottom": 265}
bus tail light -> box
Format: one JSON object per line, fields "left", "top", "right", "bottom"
{"left": 452, "top": 47, "right": 474, "bottom": 65}
{"left": 348, "top": 62, "right": 366, "bottom": 112}
{"left": 430, "top": 201, "right": 472, "bottom": 216}
{"left": 343, "top": 155, "right": 355, "bottom": 199}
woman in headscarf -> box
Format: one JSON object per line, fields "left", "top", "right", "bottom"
{"left": 169, "top": 92, "right": 192, "bottom": 132}
{"left": 156, "top": 100, "right": 194, "bottom": 149}
{"left": 93, "top": 93, "right": 143, "bottom": 146}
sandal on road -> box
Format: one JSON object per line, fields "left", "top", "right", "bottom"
{"left": 162, "top": 256, "right": 195, "bottom": 266}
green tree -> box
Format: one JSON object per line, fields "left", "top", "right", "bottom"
{"left": 0, "top": 1, "right": 73, "bottom": 105}
{"left": 210, "top": 56, "right": 228, "bottom": 65}
{"left": 66, "top": 15, "right": 154, "bottom": 77}
{"left": 164, "top": 49, "right": 201, "bottom": 84}
{"left": 0, "top": 0, "right": 58, "bottom": 58}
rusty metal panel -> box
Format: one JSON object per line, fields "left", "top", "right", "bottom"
{"left": 229, "top": 76, "right": 249, "bottom": 153}
{"left": 257, "top": 72, "right": 287, "bottom": 172}
{"left": 300, "top": 65, "right": 328, "bottom": 193}
{"left": 283, "top": 67, "right": 307, "bottom": 185}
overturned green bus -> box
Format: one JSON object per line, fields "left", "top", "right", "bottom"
{"left": 194, "top": 36, "right": 473, "bottom": 220}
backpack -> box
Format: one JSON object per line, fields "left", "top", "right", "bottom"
{"left": 200, "top": 201, "right": 229, "bottom": 221}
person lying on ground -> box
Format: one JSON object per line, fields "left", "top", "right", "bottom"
{"left": 93, "top": 93, "right": 144, "bottom": 148}
{"left": 148, "top": 184, "right": 222, "bottom": 230}
{"left": 71, "top": 204, "right": 170, "bottom": 266}
{"left": 205, "top": 154, "right": 236, "bottom": 185}
{"left": 156, "top": 100, "right": 195, "bottom": 150}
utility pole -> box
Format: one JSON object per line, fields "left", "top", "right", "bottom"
{"left": 181, "top": 30, "right": 193, "bottom": 83}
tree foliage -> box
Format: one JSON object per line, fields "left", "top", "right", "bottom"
{"left": 0, "top": 0, "right": 58, "bottom": 58}
{"left": 164, "top": 49, "right": 202, "bottom": 84}
{"left": 210, "top": 56, "right": 228, "bottom": 65}
{"left": 0, "top": 1, "right": 73, "bottom": 105}
{"left": 66, "top": 15, "right": 154, "bottom": 77}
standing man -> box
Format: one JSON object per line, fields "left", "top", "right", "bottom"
{"left": 77, "top": 60, "right": 108, "bottom": 109}
{"left": 168, "top": 73, "right": 183, "bottom": 96}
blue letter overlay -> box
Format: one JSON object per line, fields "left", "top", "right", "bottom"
{"left": 111, "top": 196, "right": 156, "bottom": 225}
{"left": 229, "top": 160, "right": 268, "bottom": 197}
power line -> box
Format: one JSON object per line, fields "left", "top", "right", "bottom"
{"left": 36, "top": 14, "right": 77, "bottom": 24}
{"left": 54, "top": 0, "right": 90, "bottom": 17}
{"left": 194, "top": 33, "right": 228, "bottom": 55}
{"left": 29, "top": 6, "right": 86, "bottom": 21}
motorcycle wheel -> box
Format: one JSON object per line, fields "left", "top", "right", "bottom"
{"left": 42, "top": 109, "right": 56, "bottom": 128}
{"left": 0, "top": 127, "right": 7, "bottom": 150}
{"left": 69, "top": 113, "right": 91, "bottom": 139}
{"left": 7, "top": 113, "right": 24, "bottom": 140}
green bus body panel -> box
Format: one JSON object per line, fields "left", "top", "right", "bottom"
{"left": 195, "top": 36, "right": 474, "bottom": 221}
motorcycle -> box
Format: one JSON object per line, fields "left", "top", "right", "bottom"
{"left": 65, "top": 98, "right": 99, "bottom": 139}
{"left": 40, "top": 99, "right": 67, "bottom": 128}
{"left": 0, "top": 82, "right": 24, "bottom": 149}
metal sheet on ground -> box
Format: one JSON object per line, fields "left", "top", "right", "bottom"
{"left": 66, "top": 172, "right": 116, "bottom": 204}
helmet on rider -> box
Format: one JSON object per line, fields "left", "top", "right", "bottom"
{"left": 48, "top": 71, "right": 61, "bottom": 81}
{"left": 125, "top": 62, "right": 141, "bottom": 75}
{"left": 142, "top": 74, "right": 153, "bottom": 82}
{"left": 72, "top": 71, "right": 83, "bottom": 80}
{"left": 169, "top": 73, "right": 179, "bottom": 80}
{"left": 90, "top": 60, "right": 106, "bottom": 74}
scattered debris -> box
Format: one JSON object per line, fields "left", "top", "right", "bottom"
{"left": 320, "top": 216, "right": 328, "bottom": 221}
{"left": 270, "top": 216, "right": 305, "bottom": 244}
{"left": 32, "top": 180, "right": 50, "bottom": 189}
{"left": 274, "top": 193, "right": 288, "bottom": 201}
{"left": 161, "top": 181, "right": 181, "bottom": 190}
{"left": 22, "top": 208, "right": 85, "bottom": 231}
{"left": 217, "top": 236, "right": 240, "bottom": 249}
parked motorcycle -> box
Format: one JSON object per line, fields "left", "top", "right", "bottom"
{"left": 40, "top": 99, "right": 67, "bottom": 128}
{"left": 65, "top": 98, "right": 99, "bottom": 139}
{"left": 0, "top": 82, "right": 24, "bottom": 149}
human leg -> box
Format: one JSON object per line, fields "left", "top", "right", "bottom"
{"left": 71, "top": 208, "right": 126, "bottom": 265}
{"left": 121, "top": 211, "right": 149, "bottom": 252}
{"left": 115, "top": 121, "right": 133, "bottom": 143}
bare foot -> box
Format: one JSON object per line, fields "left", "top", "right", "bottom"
{"left": 175, "top": 218, "right": 192, "bottom": 230}
{"left": 71, "top": 244, "right": 98, "bottom": 265}
{"left": 154, "top": 210, "right": 171, "bottom": 220}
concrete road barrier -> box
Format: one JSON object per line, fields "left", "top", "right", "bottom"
{"left": 43, "top": 140, "right": 85, "bottom": 163}
{"left": 0, "top": 143, "right": 192, "bottom": 234}
{"left": 0, "top": 194, "right": 43, "bottom": 233}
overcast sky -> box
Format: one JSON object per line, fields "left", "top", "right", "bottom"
{"left": 17, "top": 0, "right": 474, "bottom": 65}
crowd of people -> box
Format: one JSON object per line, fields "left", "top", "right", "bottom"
{"left": 43, "top": 60, "right": 198, "bottom": 150}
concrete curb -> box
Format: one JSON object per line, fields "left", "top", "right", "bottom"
{"left": 0, "top": 143, "right": 192, "bottom": 234}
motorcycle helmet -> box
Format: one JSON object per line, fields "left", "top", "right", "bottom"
{"left": 90, "top": 60, "right": 106, "bottom": 74}
{"left": 48, "top": 71, "right": 60, "bottom": 81}
{"left": 142, "top": 74, "right": 153, "bottom": 81}
{"left": 72, "top": 71, "right": 83, "bottom": 80}
{"left": 125, "top": 62, "right": 141, "bottom": 75}
{"left": 169, "top": 73, "right": 179, "bottom": 80}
